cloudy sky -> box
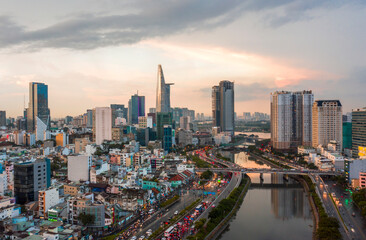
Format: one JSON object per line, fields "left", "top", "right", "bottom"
{"left": 0, "top": 0, "right": 365, "bottom": 118}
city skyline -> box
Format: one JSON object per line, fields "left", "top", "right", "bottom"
{"left": 1, "top": 1, "right": 366, "bottom": 117}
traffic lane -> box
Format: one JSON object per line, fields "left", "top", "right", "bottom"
{"left": 134, "top": 191, "right": 197, "bottom": 239}
{"left": 325, "top": 181, "right": 366, "bottom": 240}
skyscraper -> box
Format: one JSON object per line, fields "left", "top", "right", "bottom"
{"left": 93, "top": 107, "right": 112, "bottom": 145}
{"left": 270, "top": 91, "right": 314, "bottom": 150}
{"left": 0, "top": 111, "right": 6, "bottom": 127}
{"left": 128, "top": 94, "right": 145, "bottom": 124}
{"left": 351, "top": 108, "right": 366, "bottom": 158}
{"left": 156, "top": 65, "right": 174, "bottom": 113}
{"left": 312, "top": 100, "right": 342, "bottom": 149}
{"left": 27, "top": 82, "right": 50, "bottom": 132}
{"left": 212, "top": 81, "right": 234, "bottom": 135}
{"left": 157, "top": 112, "right": 172, "bottom": 140}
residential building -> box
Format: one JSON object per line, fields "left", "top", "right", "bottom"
{"left": 156, "top": 65, "right": 174, "bottom": 113}
{"left": 27, "top": 82, "right": 51, "bottom": 132}
{"left": 38, "top": 188, "right": 60, "bottom": 218}
{"left": 212, "top": 81, "right": 234, "bottom": 135}
{"left": 67, "top": 155, "right": 92, "bottom": 182}
{"left": 86, "top": 109, "right": 93, "bottom": 128}
{"left": 180, "top": 116, "right": 190, "bottom": 131}
{"left": 138, "top": 116, "right": 147, "bottom": 128}
{"left": 75, "top": 138, "right": 91, "bottom": 154}
{"left": 55, "top": 132, "right": 68, "bottom": 147}
{"left": 14, "top": 159, "right": 51, "bottom": 204}
{"left": 128, "top": 94, "right": 145, "bottom": 124}
{"left": 312, "top": 100, "right": 342, "bottom": 149}
{"left": 352, "top": 108, "right": 366, "bottom": 158}
{"left": 270, "top": 90, "right": 314, "bottom": 150}
{"left": 93, "top": 107, "right": 112, "bottom": 145}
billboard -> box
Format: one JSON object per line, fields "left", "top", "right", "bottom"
{"left": 358, "top": 146, "right": 366, "bottom": 157}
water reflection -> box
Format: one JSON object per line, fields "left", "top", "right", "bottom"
{"left": 219, "top": 152, "right": 313, "bottom": 240}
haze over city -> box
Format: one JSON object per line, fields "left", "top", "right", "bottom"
{"left": 1, "top": 0, "right": 366, "bottom": 117}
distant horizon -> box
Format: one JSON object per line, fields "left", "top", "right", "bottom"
{"left": 1, "top": 1, "right": 366, "bottom": 118}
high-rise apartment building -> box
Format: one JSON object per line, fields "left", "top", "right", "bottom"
{"left": 92, "top": 107, "right": 112, "bottom": 145}
{"left": 128, "top": 94, "right": 145, "bottom": 124}
{"left": 312, "top": 100, "right": 342, "bottom": 149}
{"left": 0, "top": 111, "right": 6, "bottom": 127}
{"left": 14, "top": 159, "right": 51, "bottom": 204}
{"left": 352, "top": 108, "right": 366, "bottom": 158}
{"left": 156, "top": 65, "right": 174, "bottom": 113}
{"left": 270, "top": 91, "right": 314, "bottom": 150}
{"left": 212, "top": 81, "right": 234, "bottom": 135}
{"left": 27, "top": 82, "right": 50, "bottom": 132}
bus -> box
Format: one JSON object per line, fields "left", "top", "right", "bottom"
{"left": 164, "top": 225, "right": 176, "bottom": 237}
{"left": 195, "top": 204, "right": 203, "bottom": 213}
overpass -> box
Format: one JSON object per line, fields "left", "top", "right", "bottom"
{"left": 195, "top": 167, "right": 340, "bottom": 176}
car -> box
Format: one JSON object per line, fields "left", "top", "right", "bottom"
{"left": 211, "top": 204, "right": 215, "bottom": 208}
{"left": 174, "top": 210, "right": 179, "bottom": 215}
{"left": 139, "top": 235, "right": 145, "bottom": 240}
{"left": 131, "top": 237, "right": 137, "bottom": 240}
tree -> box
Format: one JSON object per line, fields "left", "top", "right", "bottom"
{"left": 78, "top": 213, "right": 95, "bottom": 226}
{"left": 201, "top": 170, "right": 213, "bottom": 180}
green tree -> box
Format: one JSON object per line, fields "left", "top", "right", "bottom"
{"left": 78, "top": 213, "right": 95, "bottom": 226}
{"left": 201, "top": 170, "right": 213, "bottom": 180}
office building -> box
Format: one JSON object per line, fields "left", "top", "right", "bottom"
{"left": 86, "top": 109, "right": 93, "bottom": 128}
{"left": 67, "top": 155, "right": 92, "bottom": 182}
{"left": 352, "top": 108, "right": 366, "bottom": 158}
{"left": 312, "top": 100, "right": 342, "bottom": 149}
{"left": 111, "top": 104, "right": 128, "bottom": 127}
{"left": 128, "top": 94, "right": 145, "bottom": 124}
{"left": 27, "top": 82, "right": 51, "bottom": 132}
{"left": 343, "top": 122, "right": 352, "bottom": 151}
{"left": 212, "top": 81, "right": 234, "bottom": 135}
{"left": 38, "top": 188, "right": 59, "bottom": 218}
{"left": 0, "top": 111, "right": 6, "bottom": 127}
{"left": 55, "top": 132, "right": 69, "bottom": 147}
{"left": 163, "top": 125, "right": 173, "bottom": 152}
{"left": 156, "top": 65, "right": 174, "bottom": 113}
{"left": 270, "top": 91, "right": 314, "bottom": 150}
{"left": 93, "top": 107, "right": 112, "bottom": 145}
{"left": 157, "top": 112, "right": 172, "bottom": 140}
{"left": 14, "top": 159, "right": 51, "bottom": 204}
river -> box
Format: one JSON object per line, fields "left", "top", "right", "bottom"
{"left": 218, "top": 152, "right": 314, "bottom": 240}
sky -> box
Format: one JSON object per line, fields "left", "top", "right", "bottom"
{"left": 0, "top": 0, "right": 366, "bottom": 118}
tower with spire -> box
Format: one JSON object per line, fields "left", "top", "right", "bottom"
{"left": 156, "top": 65, "right": 174, "bottom": 113}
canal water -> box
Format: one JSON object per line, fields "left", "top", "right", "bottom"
{"left": 218, "top": 152, "right": 314, "bottom": 240}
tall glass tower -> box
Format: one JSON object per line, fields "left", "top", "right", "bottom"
{"left": 156, "top": 65, "right": 174, "bottom": 113}
{"left": 27, "top": 82, "right": 50, "bottom": 132}
{"left": 128, "top": 94, "right": 145, "bottom": 124}
{"left": 212, "top": 81, "right": 234, "bottom": 135}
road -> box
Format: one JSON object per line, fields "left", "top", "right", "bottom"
{"left": 196, "top": 172, "right": 242, "bottom": 221}
{"left": 312, "top": 174, "right": 350, "bottom": 240}
{"left": 324, "top": 179, "right": 366, "bottom": 240}
{"left": 133, "top": 190, "right": 198, "bottom": 239}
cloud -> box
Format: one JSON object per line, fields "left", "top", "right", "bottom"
{"left": 0, "top": 0, "right": 358, "bottom": 51}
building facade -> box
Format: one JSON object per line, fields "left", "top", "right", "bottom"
{"left": 67, "top": 155, "right": 92, "bottom": 182}
{"left": 156, "top": 65, "right": 174, "bottom": 113}
{"left": 352, "top": 108, "right": 366, "bottom": 158}
{"left": 0, "top": 111, "right": 6, "bottom": 127}
{"left": 27, "top": 82, "right": 50, "bottom": 132}
{"left": 93, "top": 107, "right": 112, "bottom": 145}
{"left": 128, "top": 94, "right": 145, "bottom": 124}
{"left": 14, "top": 159, "right": 50, "bottom": 204}
{"left": 212, "top": 81, "right": 234, "bottom": 135}
{"left": 312, "top": 100, "right": 342, "bottom": 149}
{"left": 270, "top": 91, "right": 314, "bottom": 150}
